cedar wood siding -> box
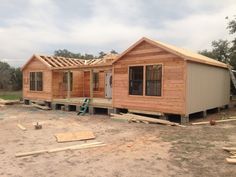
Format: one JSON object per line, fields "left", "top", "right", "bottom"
{"left": 186, "top": 62, "right": 230, "bottom": 114}
{"left": 113, "top": 41, "right": 186, "bottom": 115}
{"left": 23, "top": 57, "right": 53, "bottom": 101}
{"left": 52, "top": 71, "right": 84, "bottom": 99}
{"left": 84, "top": 71, "right": 106, "bottom": 98}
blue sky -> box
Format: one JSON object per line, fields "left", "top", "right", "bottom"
{"left": 0, "top": 0, "right": 236, "bottom": 67}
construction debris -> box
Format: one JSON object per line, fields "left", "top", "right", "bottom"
{"left": 55, "top": 131, "right": 95, "bottom": 143}
{"left": 31, "top": 103, "right": 51, "bottom": 110}
{"left": 223, "top": 147, "right": 236, "bottom": 164}
{"left": 110, "top": 113, "right": 185, "bottom": 127}
{"left": 34, "top": 122, "right": 42, "bottom": 130}
{"left": 17, "top": 124, "right": 27, "bottom": 131}
{"left": 0, "top": 99, "right": 20, "bottom": 105}
{"left": 15, "top": 141, "right": 106, "bottom": 158}
{"left": 192, "top": 118, "right": 236, "bottom": 125}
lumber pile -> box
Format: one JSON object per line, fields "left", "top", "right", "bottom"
{"left": 223, "top": 147, "right": 236, "bottom": 164}
{"left": 31, "top": 103, "right": 51, "bottom": 110}
{"left": 110, "top": 113, "right": 185, "bottom": 127}
{"left": 0, "top": 99, "right": 20, "bottom": 105}
{"left": 15, "top": 141, "right": 106, "bottom": 157}
{"left": 192, "top": 118, "right": 236, "bottom": 125}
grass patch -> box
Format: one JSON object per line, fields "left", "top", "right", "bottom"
{"left": 0, "top": 91, "right": 22, "bottom": 100}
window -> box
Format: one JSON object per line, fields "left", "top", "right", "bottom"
{"left": 129, "top": 66, "right": 143, "bottom": 95}
{"left": 93, "top": 73, "right": 99, "bottom": 91}
{"left": 63, "top": 72, "right": 73, "bottom": 91}
{"left": 146, "top": 65, "right": 162, "bottom": 96}
{"left": 30, "top": 72, "right": 43, "bottom": 91}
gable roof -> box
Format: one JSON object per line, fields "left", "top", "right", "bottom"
{"left": 22, "top": 53, "right": 118, "bottom": 70}
{"left": 113, "top": 37, "right": 228, "bottom": 68}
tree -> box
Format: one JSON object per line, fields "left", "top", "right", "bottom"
{"left": 110, "top": 49, "right": 118, "bottom": 54}
{"left": 0, "top": 61, "right": 22, "bottom": 91}
{"left": 199, "top": 15, "right": 236, "bottom": 68}
{"left": 98, "top": 51, "right": 106, "bottom": 58}
{"left": 54, "top": 49, "right": 95, "bottom": 59}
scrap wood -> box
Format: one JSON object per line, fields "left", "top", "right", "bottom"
{"left": 15, "top": 142, "right": 105, "bottom": 157}
{"left": 226, "top": 158, "right": 236, "bottom": 164}
{"left": 230, "top": 155, "right": 236, "bottom": 158}
{"left": 110, "top": 113, "right": 185, "bottom": 127}
{"left": 31, "top": 103, "right": 51, "bottom": 110}
{"left": 222, "top": 147, "right": 236, "bottom": 152}
{"left": 17, "top": 124, "right": 27, "bottom": 131}
{"left": 0, "top": 99, "right": 20, "bottom": 105}
{"left": 55, "top": 131, "right": 95, "bottom": 143}
{"left": 192, "top": 118, "right": 236, "bottom": 125}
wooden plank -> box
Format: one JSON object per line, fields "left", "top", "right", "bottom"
{"left": 192, "top": 119, "right": 236, "bottom": 125}
{"left": 17, "top": 124, "right": 27, "bottom": 131}
{"left": 110, "top": 113, "right": 184, "bottom": 127}
{"left": 15, "top": 142, "right": 105, "bottom": 157}
{"left": 222, "top": 147, "right": 236, "bottom": 151}
{"left": 90, "top": 69, "right": 93, "bottom": 98}
{"left": 226, "top": 158, "right": 236, "bottom": 164}
{"left": 31, "top": 103, "right": 51, "bottom": 110}
{"left": 55, "top": 131, "right": 95, "bottom": 143}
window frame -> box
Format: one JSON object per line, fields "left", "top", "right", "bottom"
{"left": 145, "top": 64, "right": 162, "bottom": 96}
{"left": 63, "top": 72, "right": 73, "bottom": 91}
{"left": 128, "top": 63, "right": 163, "bottom": 98}
{"left": 93, "top": 72, "right": 99, "bottom": 91}
{"left": 29, "top": 71, "right": 43, "bottom": 92}
{"left": 128, "top": 66, "right": 144, "bottom": 95}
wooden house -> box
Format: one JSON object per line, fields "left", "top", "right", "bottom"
{"left": 22, "top": 37, "right": 230, "bottom": 123}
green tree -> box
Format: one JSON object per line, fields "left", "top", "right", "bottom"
{"left": 110, "top": 49, "right": 118, "bottom": 54}
{"left": 54, "top": 49, "right": 95, "bottom": 59}
{"left": 98, "top": 51, "right": 106, "bottom": 58}
{"left": 199, "top": 15, "right": 236, "bottom": 68}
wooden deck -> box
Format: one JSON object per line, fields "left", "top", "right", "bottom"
{"left": 52, "top": 97, "right": 112, "bottom": 108}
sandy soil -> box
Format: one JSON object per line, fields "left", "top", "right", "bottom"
{"left": 0, "top": 105, "right": 236, "bottom": 177}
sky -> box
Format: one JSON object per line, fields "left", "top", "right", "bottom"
{"left": 0, "top": 0, "right": 236, "bottom": 67}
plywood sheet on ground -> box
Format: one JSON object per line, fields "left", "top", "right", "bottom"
{"left": 55, "top": 131, "right": 95, "bottom": 143}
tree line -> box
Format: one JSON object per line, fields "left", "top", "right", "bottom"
{"left": 199, "top": 15, "right": 236, "bottom": 69}
{"left": 0, "top": 61, "right": 22, "bottom": 91}
{"left": 54, "top": 49, "right": 118, "bottom": 59}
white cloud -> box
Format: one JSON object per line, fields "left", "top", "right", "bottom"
{"left": 0, "top": 0, "right": 236, "bottom": 67}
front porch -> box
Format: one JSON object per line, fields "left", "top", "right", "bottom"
{"left": 51, "top": 97, "right": 114, "bottom": 115}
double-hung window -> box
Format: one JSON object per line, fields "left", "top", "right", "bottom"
{"left": 129, "top": 64, "right": 162, "bottom": 96}
{"left": 30, "top": 72, "right": 43, "bottom": 91}
{"left": 129, "top": 66, "right": 144, "bottom": 95}
{"left": 146, "top": 65, "right": 162, "bottom": 96}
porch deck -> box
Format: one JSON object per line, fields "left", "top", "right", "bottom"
{"left": 52, "top": 97, "right": 113, "bottom": 108}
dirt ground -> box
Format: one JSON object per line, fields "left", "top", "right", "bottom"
{"left": 0, "top": 105, "right": 236, "bottom": 177}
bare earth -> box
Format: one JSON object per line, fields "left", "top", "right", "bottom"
{"left": 0, "top": 105, "right": 236, "bottom": 177}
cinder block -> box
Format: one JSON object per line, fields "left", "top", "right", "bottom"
{"left": 51, "top": 103, "right": 57, "bottom": 110}
{"left": 89, "top": 106, "right": 95, "bottom": 115}
{"left": 180, "top": 115, "right": 189, "bottom": 124}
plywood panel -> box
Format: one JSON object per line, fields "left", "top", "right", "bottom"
{"left": 186, "top": 62, "right": 230, "bottom": 114}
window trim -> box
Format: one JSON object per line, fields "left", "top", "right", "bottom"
{"left": 29, "top": 71, "right": 43, "bottom": 92}
{"left": 128, "top": 63, "right": 163, "bottom": 98}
